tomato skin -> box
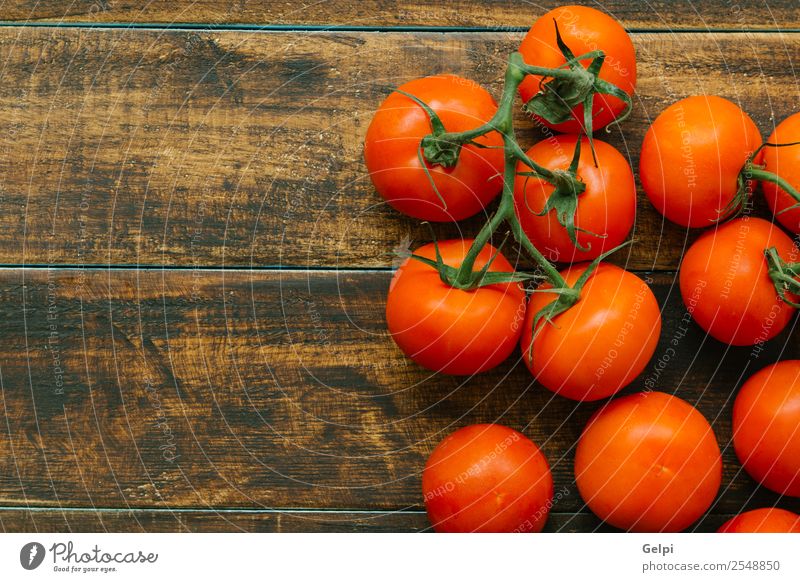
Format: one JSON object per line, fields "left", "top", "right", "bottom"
{"left": 575, "top": 392, "right": 722, "bottom": 532}
{"left": 762, "top": 112, "right": 800, "bottom": 234}
{"left": 364, "top": 75, "right": 504, "bottom": 222}
{"left": 386, "top": 240, "right": 526, "bottom": 375}
{"left": 423, "top": 424, "right": 553, "bottom": 533}
{"left": 518, "top": 5, "right": 636, "bottom": 133}
{"left": 733, "top": 360, "right": 800, "bottom": 497}
{"left": 718, "top": 508, "right": 800, "bottom": 533}
{"left": 640, "top": 96, "right": 762, "bottom": 227}
{"left": 513, "top": 136, "right": 636, "bottom": 262}
{"left": 679, "top": 217, "right": 799, "bottom": 346}
{"left": 520, "top": 263, "right": 661, "bottom": 401}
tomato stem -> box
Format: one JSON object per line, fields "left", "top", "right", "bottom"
{"left": 766, "top": 247, "right": 800, "bottom": 309}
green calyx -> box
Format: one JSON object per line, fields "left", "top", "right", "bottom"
{"left": 518, "top": 137, "right": 603, "bottom": 250}
{"left": 521, "top": 20, "right": 633, "bottom": 161}
{"left": 408, "top": 233, "right": 542, "bottom": 291}
{"left": 524, "top": 240, "right": 634, "bottom": 363}
{"left": 765, "top": 247, "right": 800, "bottom": 309}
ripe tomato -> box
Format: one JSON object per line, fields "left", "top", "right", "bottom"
{"left": 423, "top": 424, "right": 553, "bottom": 533}
{"left": 364, "top": 75, "right": 504, "bottom": 222}
{"left": 640, "top": 96, "right": 762, "bottom": 227}
{"left": 732, "top": 360, "right": 800, "bottom": 497}
{"left": 679, "top": 217, "right": 799, "bottom": 346}
{"left": 386, "top": 239, "right": 526, "bottom": 375}
{"left": 513, "top": 135, "right": 636, "bottom": 263}
{"left": 718, "top": 508, "right": 800, "bottom": 533}
{"left": 518, "top": 5, "right": 636, "bottom": 133}
{"left": 762, "top": 112, "right": 800, "bottom": 234}
{"left": 575, "top": 392, "right": 722, "bottom": 532}
{"left": 520, "top": 263, "right": 660, "bottom": 401}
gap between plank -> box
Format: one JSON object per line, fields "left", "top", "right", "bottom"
{"left": 0, "top": 21, "right": 797, "bottom": 34}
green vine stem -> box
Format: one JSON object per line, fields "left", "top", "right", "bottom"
{"left": 766, "top": 247, "right": 800, "bottom": 309}
{"left": 726, "top": 141, "right": 800, "bottom": 218}
{"left": 390, "top": 45, "right": 635, "bottom": 343}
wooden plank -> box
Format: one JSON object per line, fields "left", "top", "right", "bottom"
{"left": 2, "top": 1, "right": 798, "bottom": 30}
{"left": 0, "top": 509, "right": 608, "bottom": 532}
{"left": 0, "top": 29, "right": 798, "bottom": 270}
{"left": 1, "top": 267, "right": 799, "bottom": 521}
{"left": 0, "top": 508, "right": 749, "bottom": 533}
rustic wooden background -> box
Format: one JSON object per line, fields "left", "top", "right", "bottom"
{"left": 0, "top": 1, "right": 799, "bottom": 533}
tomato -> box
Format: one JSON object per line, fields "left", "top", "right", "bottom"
{"left": 364, "top": 75, "right": 504, "bottom": 222}
{"left": 518, "top": 5, "right": 636, "bottom": 133}
{"left": 679, "top": 217, "right": 799, "bottom": 346}
{"left": 422, "top": 424, "right": 553, "bottom": 533}
{"left": 732, "top": 360, "right": 800, "bottom": 497}
{"left": 520, "top": 263, "right": 660, "bottom": 401}
{"left": 513, "top": 135, "right": 636, "bottom": 263}
{"left": 718, "top": 508, "right": 800, "bottom": 533}
{"left": 640, "top": 96, "right": 762, "bottom": 227}
{"left": 575, "top": 392, "right": 722, "bottom": 532}
{"left": 386, "top": 239, "right": 525, "bottom": 375}
{"left": 762, "top": 112, "right": 800, "bottom": 234}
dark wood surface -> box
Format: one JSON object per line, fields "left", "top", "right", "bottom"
{"left": 0, "top": 1, "right": 799, "bottom": 532}
{"left": 2, "top": 0, "right": 798, "bottom": 30}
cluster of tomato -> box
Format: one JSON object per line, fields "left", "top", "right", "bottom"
{"left": 364, "top": 5, "right": 800, "bottom": 533}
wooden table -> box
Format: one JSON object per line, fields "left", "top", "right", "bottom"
{"left": 1, "top": 1, "right": 799, "bottom": 533}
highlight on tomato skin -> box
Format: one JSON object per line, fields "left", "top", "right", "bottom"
{"left": 718, "top": 508, "right": 800, "bottom": 533}
{"left": 761, "top": 112, "right": 800, "bottom": 234}
{"left": 639, "top": 95, "right": 762, "bottom": 228}
{"left": 520, "top": 262, "right": 661, "bottom": 401}
{"left": 422, "top": 424, "right": 554, "bottom": 533}
{"left": 732, "top": 360, "right": 800, "bottom": 497}
{"left": 385, "top": 239, "right": 526, "bottom": 376}
{"left": 575, "top": 392, "right": 722, "bottom": 532}
{"left": 518, "top": 5, "right": 637, "bottom": 133}
{"left": 513, "top": 135, "right": 636, "bottom": 263}
{"left": 678, "top": 217, "right": 800, "bottom": 346}
{"left": 364, "top": 75, "right": 504, "bottom": 222}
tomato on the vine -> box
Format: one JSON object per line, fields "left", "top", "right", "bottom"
{"left": 513, "top": 135, "right": 636, "bottom": 262}
{"left": 386, "top": 239, "right": 526, "bottom": 375}
{"left": 679, "top": 217, "right": 799, "bottom": 346}
{"left": 518, "top": 5, "right": 636, "bottom": 134}
{"left": 640, "top": 96, "right": 762, "bottom": 227}
{"left": 761, "top": 112, "right": 800, "bottom": 234}
{"left": 520, "top": 263, "right": 660, "bottom": 401}
{"left": 575, "top": 392, "right": 722, "bottom": 532}
{"left": 733, "top": 360, "right": 800, "bottom": 497}
{"left": 423, "top": 424, "right": 553, "bottom": 533}
{"left": 364, "top": 75, "right": 504, "bottom": 222}
{"left": 718, "top": 508, "right": 800, "bottom": 533}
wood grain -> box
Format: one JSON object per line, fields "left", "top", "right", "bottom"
{"left": 2, "top": 1, "right": 798, "bottom": 30}
{"left": 0, "top": 508, "right": 739, "bottom": 532}
{"left": 1, "top": 267, "right": 798, "bottom": 527}
{"left": 0, "top": 29, "right": 799, "bottom": 270}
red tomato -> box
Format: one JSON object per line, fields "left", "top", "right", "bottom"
{"left": 513, "top": 135, "right": 636, "bottom": 262}
{"left": 386, "top": 240, "right": 526, "bottom": 375}
{"left": 364, "top": 75, "right": 504, "bottom": 221}
{"left": 520, "top": 263, "right": 661, "bottom": 401}
{"left": 575, "top": 392, "right": 722, "bottom": 532}
{"left": 679, "top": 217, "right": 799, "bottom": 346}
{"left": 640, "top": 96, "right": 762, "bottom": 227}
{"left": 718, "top": 508, "right": 800, "bottom": 533}
{"left": 762, "top": 112, "right": 800, "bottom": 233}
{"left": 733, "top": 360, "right": 800, "bottom": 497}
{"left": 518, "top": 5, "right": 636, "bottom": 133}
{"left": 423, "top": 424, "right": 553, "bottom": 533}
